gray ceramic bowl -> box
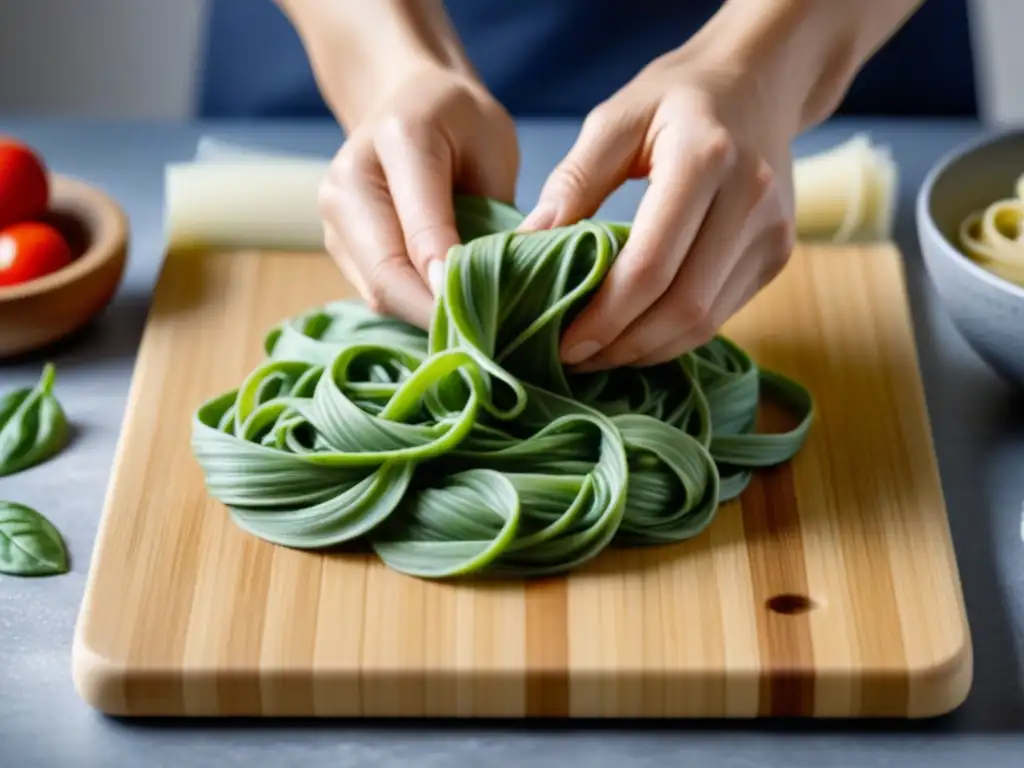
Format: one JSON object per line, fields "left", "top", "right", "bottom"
{"left": 917, "top": 129, "right": 1024, "bottom": 385}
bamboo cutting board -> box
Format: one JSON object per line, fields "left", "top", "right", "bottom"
{"left": 72, "top": 242, "right": 972, "bottom": 718}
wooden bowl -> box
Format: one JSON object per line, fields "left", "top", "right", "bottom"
{"left": 0, "top": 174, "right": 129, "bottom": 359}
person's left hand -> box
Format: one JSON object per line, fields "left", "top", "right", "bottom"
{"left": 520, "top": 41, "right": 799, "bottom": 372}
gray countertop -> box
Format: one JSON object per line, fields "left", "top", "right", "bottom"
{"left": 0, "top": 117, "right": 1022, "bottom": 767}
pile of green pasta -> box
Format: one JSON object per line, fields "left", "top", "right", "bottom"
{"left": 190, "top": 196, "right": 814, "bottom": 580}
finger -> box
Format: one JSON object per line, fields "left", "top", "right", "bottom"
{"left": 628, "top": 220, "right": 794, "bottom": 367}
{"left": 559, "top": 125, "right": 737, "bottom": 366}
{"left": 571, "top": 159, "right": 782, "bottom": 371}
{"left": 457, "top": 123, "right": 520, "bottom": 204}
{"left": 323, "top": 222, "right": 368, "bottom": 297}
{"left": 519, "top": 101, "right": 645, "bottom": 231}
{"left": 320, "top": 144, "right": 435, "bottom": 329}
{"left": 375, "top": 120, "right": 461, "bottom": 294}
{"left": 620, "top": 268, "right": 758, "bottom": 369}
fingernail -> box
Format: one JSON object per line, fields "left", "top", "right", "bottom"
{"left": 427, "top": 260, "right": 444, "bottom": 295}
{"left": 562, "top": 340, "right": 601, "bottom": 365}
{"left": 518, "top": 204, "right": 558, "bottom": 232}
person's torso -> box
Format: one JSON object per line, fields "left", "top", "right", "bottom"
{"left": 198, "top": 0, "right": 976, "bottom": 120}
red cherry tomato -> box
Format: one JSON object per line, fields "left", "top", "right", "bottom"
{"left": 0, "top": 139, "right": 49, "bottom": 230}
{"left": 0, "top": 221, "right": 72, "bottom": 287}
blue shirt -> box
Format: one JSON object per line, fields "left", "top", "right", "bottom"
{"left": 198, "top": 0, "right": 976, "bottom": 119}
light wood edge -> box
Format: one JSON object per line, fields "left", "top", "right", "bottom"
{"left": 67, "top": 663, "right": 974, "bottom": 718}
{"left": 906, "top": 640, "right": 973, "bottom": 718}
{"left": 883, "top": 247, "right": 973, "bottom": 718}
{"left": 71, "top": 249, "right": 166, "bottom": 716}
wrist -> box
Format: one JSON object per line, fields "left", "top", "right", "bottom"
{"left": 682, "top": 0, "right": 923, "bottom": 135}
{"left": 279, "top": 0, "right": 477, "bottom": 130}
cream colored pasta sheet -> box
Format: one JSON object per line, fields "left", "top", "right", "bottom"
{"left": 164, "top": 133, "right": 898, "bottom": 251}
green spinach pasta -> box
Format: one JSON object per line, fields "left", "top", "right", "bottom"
{"left": 190, "top": 196, "right": 814, "bottom": 580}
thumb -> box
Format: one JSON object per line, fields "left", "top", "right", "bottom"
{"left": 519, "top": 104, "right": 645, "bottom": 231}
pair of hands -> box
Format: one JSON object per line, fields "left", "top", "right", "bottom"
{"left": 317, "top": 51, "right": 796, "bottom": 372}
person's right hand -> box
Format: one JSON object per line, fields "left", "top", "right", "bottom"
{"left": 317, "top": 66, "right": 520, "bottom": 329}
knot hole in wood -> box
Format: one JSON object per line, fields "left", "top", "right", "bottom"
{"left": 766, "top": 593, "right": 819, "bottom": 615}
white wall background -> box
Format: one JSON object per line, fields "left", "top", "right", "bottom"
{"left": 0, "top": 0, "right": 1020, "bottom": 123}
{"left": 968, "top": 0, "right": 1024, "bottom": 124}
{"left": 0, "top": 0, "right": 206, "bottom": 119}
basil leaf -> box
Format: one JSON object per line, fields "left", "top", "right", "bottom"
{"left": 0, "top": 363, "right": 69, "bottom": 477}
{"left": 0, "top": 501, "right": 69, "bottom": 576}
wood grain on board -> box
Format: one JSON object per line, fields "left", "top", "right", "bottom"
{"left": 72, "top": 243, "right": 972, "bottom": 718}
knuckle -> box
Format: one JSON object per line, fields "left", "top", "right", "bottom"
{"left": 404, "top": 222, "right": 452, "bottom": 266}
{"left": 622, "top": 256, "right": 676, "bottom": 299}
{"left": 330, "top": 143, "right": 366, "bottom": 183}
{"left": 376, "top": 114, "right": 415, "bottom": 143}
{"left": 761, "top": 237, "right": 795, "bottom": 284}
{"left": 660, "top": 84, "right": 704, "bottom": 115}
{"left": 769, "top": 216, "right": 797, "bottom": 258}
{"left": 675, "top": 296, "right": 713, "bottom": 333}
{"left": 748, "top": 219, "right": 796, "bottom": 290}
{"left": 364, "top": 293, "right": 386, "bottom": 316}
{"left": 699, "top": 127, "right": 736, "bottom": 173}
{"left": 635, "top": 261, "right": 667, "bottom": 288}
{"left": 362, "top": 273, "right": 387, "bottom": 315}
{"left": 316, "top": 177, "right": 337, "bottom": 218}
{"left": 750, "top": 160, "right": 775, "bottom": 202}
{"left": 548, "top": 157, "right": 591, "bottom": 200}
{"left": 363, "top": 291, "right": 387, "bottom": 316}
{"left": 480, "top": 97, "right": 516, "bottom": 131}
{"left": 583, "top": 101, "right": 616, "bottom": 132}
{"left": 363, "top": 252, "right": 409, "bottom": 315}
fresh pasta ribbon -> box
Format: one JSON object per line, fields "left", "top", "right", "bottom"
{"left": 791, "top": 133, "right": 897, "bottom": 242}
{"left": 190, "top": 196, "right": 814, "bottom": 580}
{"left": 958, "top": 173, "right": 1024, "bottom": 287}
